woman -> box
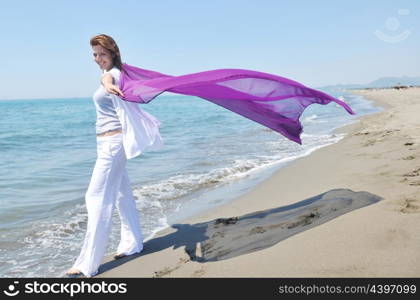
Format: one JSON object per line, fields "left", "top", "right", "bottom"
{"left": 66, "top": 34, "right": 163, "bottom": 277}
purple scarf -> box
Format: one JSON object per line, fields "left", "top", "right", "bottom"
{"left": 119, "top": 63, "right": 355, "bottom": 144}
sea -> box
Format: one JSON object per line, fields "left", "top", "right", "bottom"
{"left": 0, "top": 89, "right": 382, "bottom": 277}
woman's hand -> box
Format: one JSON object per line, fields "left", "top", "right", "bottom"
{"left": 104, "top": 84, "right": 124, "bottom": 97}
{"left": 101, "top": 73, "right": 124, "bottom": 97}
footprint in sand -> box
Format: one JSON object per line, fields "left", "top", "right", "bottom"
{"left": 363, "top": 139, "right": 378, "bottom": 147}
{"left": 286, "top": 212, "right": 320, "bottom": 229}
{"left": 409, "top": 180, "right": 420, "bottom": 186}
{"left": 380, "top": 129, "right": 401, "bottom": 137}
{"left": 402, "top": 167, "right": 420, "bottom": 177}
{"left": 402, "top": 155, "right": 415, "bottom": 160}
{"left": 399, "top": 197, "right": 420, "bottom": 214}
{"left": 153, "top": 267, "right": 172, "bottom": 278}
{"left": 153, "top": 257, "right": 190, "bottom": 278}
{"left": 249, "top": 226, "right": 266, "bottom": 234}
{"left": 355, "top": 131, "right": 370, "bottom": 136}
{"left": 214, "top": 217, "right": 239, "bottom": 227}
{"left": 192, "top": 266, "right": 206, "bottom": 277}
{"left": 211, "top": 231, "right": 225, "bottom": 238}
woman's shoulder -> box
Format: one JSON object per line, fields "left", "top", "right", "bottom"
{"left": 104, "top": 66, "right": 121, "bottom": 76}
{"left": 103, "top": 66, "right": 121, "bottom": 83}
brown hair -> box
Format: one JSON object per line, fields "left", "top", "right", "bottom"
{"left": 90, "top": 34, "right": 123, "bottom": 70}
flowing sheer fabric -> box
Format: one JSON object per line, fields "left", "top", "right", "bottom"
{"left": 119, "top": 63, "right": 355, "bottom": 144}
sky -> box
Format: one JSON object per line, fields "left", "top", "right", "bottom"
{"left": 0, "top": 0, "right": 419, "bottom": 100}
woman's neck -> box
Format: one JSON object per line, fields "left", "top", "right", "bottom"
{"left": 103, "top": 65, "right": 114, "bottom": 73}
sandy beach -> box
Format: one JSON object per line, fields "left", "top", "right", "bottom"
{"left": 96, "top": 87, "right": 420, "bottom": 278}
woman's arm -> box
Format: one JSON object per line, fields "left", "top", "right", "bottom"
{"left": 101, "top": 73, "right": 124, "bottom": 97}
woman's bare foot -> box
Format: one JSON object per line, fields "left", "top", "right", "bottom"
{"left": 113, "top": 253, "right": 127, "bottom": 259}
{"left": 66, "top": 268, "right": 82, "bottom": 275}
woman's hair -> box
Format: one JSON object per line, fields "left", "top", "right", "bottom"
{"left": 90, "top": 34, "right": 123, "bottom": 70}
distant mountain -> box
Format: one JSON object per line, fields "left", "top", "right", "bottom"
{"left": 367, "top": 76, "right": 420, "bottom": 88}
{"left": 318, "top": 76, "right": 420, "bottom": 91}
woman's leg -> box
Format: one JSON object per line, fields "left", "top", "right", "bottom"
{"left": 115, "top": 168, "right": 144, "bottom": 256}
{"left": 70, "top": 135, "right": 126, "bottom": 277}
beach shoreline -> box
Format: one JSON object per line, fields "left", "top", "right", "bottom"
{"left": 96, "top": 87, "right": 420, "bottom": 278}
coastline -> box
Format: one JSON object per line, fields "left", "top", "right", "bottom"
{"left": 96, "top": 87, "right": 420, "bottom": 277}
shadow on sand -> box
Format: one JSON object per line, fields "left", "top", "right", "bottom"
{"left": 98, "top": 188, "right": 382, "bottom": 275}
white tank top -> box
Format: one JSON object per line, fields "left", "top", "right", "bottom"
{"left": 92, "top": 67, "right": 122, "bottom": 134}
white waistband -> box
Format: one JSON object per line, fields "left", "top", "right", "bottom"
{"left": 96, "top": 132, "right": 123, "bottom": 140}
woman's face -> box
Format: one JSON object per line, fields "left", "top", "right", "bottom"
{"left": 92, "top": 45, "right": 114, "bottom": 71}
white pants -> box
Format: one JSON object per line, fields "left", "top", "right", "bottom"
{"left": 71, "top": 132, "right": 143, "bottom": 277}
